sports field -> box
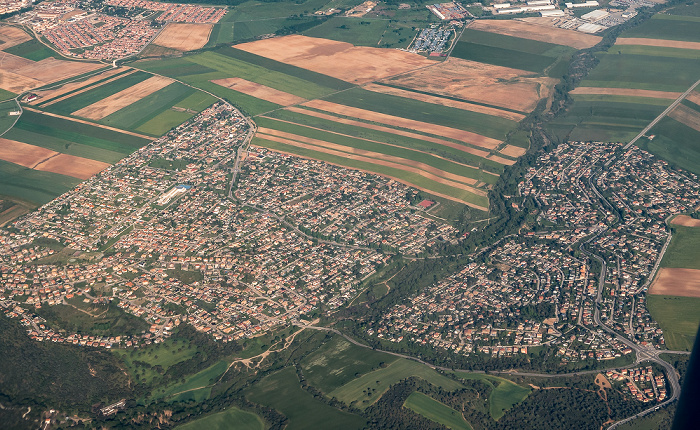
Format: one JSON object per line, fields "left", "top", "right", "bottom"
{"left": 246, "top": 367, "right": 366, "bottom": 430}
{"left": 404, "top": 392, "right": 473, "bottom": 430}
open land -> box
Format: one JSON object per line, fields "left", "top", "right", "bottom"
{"left": 212, "top": 77, "right": 306, "bottom": 105}
{"left": 668, "top": 104, "right": 700, "bottom": 133}
{"left": 152, "top": 23, "right": 213, "bottom": 51}
{"left": 34, "top": 68, "right": 136, "bottom": 107}
{"left": 570, "top": 87, "right": 681, "bottom": 99}
{"left": 404, "top": 392, "right": 472, "bottom": 430}
{"left": 686, "top": 91, "right": 700, "bottom": 106}
{"left": 616, "top": 38, "right": 700, "bottom": 50}
{"left": 649, "top": 268, "right": 700, "bottom": 298}
{"left": 499, "top": 145, "right": 527, "bottom": 158}
{"left": 0, "top": 26, "right": 32, "bottom": 50}
{"left": 647, "top": 295, "right": 700, "bottom": 351}
{"left": 670, "top": 215, "right": 700, "bottom": 227}
{"left": 234, "top": 35, "right": 433, "bottom": 84}
{"left": 72, "top": 76, "right": 175, "bottom": 120}
{"left": 0, "top": 137, "right": 57, "bottom": 168}
{"left": 468, "top": 19, "right": 600, "bottom": 49}
{"left": 0, "top": 57, "right": 102, "bottom": 94}
{"left": 174, "top": 406, "right": 264, "bottom": 430}
{"left": 384, "top": 58, "right": 556, "bottom": 112}
{"left": 33, "top": 153, "right": 110, "bottom": 180}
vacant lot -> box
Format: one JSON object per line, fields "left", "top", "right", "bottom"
{"left": 650, "top": 268, "right": 700, "bottom": 298}
{"left": 570, "top": 87, "right": 681, "bottom": 99}
{"left": 247, "top": 367, "right": 365, "bottom": 430}
{"left": 152, "top": 23, "right": 213, "bottom": 51}
{"left": 386, "top": 58, "right": 556, "bottom": 112}
{"left": 34, "top": 153, "right": 110, "bottom": 180}
{"left": 671, "top": 215, "right": 700, "bottom": 227}
{"left": 404, "top": 392, "right": 472, "bottom": 430}
{"left": 468, "top": 19, "right": 600, "bottom": 49}
{"left": 72, "top": 75, "right": 174, "bottom": 120}
{"left": 616, "top": 37, "right": 700, "bottom": 50}
{"left": 303, "top": 99, "right": 501, "bottom": 149}
{"left": 235, "top": 35, "right": 433, "bottom": 84}
{"left": 212, "top": 77, "right": 306, "bottom": 105}
{"left": 669, "top": 104, "right": 700, "bottom": 132}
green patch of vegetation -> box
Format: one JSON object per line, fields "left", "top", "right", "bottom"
{"left": 166, "top": 268, "right": 204, "bottom": 284}
{"left": 175, "top": 91, "right": 218, "bottom": 111}
{"left": 247, "top": 367, "right": 365, "bottom": 430}
{"left": 461, "top": 28, "right": 571, "bottom": 56}
{"left": 643, "top": 116, "right": 700, "bottom": 176}
{"left": 622, "top": 13, "right": 700, "bottom": 42}
{"left": 452, "top": 371, "right": 531, "bottom": 420}
{"left": 323, "top": 88, "right": 517, "bottom": 140}
{"left": 451, "top": 41, "right": 556, "bottom": 74}
{"left": 113, "top": 338, "right": 197, "bottom": 384}
{"left": 571, "top": 93, "right": 674, "bottom": 105}
{"left": 0, "top": 88, "right": 16, "bottom": 101}
{"left": 136, "top": 109, "right": 195, "bottom": 136}
{"left": 661, "top": 225, "right": 700, "bottom": 269}
{"left": 4, "top": 38, "right": 57, "bottom": 61}
{"left": 155, "top": 359, "right": 230, "bottom": 401}
{"left": 46, "top": 71, "right": 152, "bottom": 115}
{"left": 403, "top": 391, "right": 472, "bottom": 430}
{"left": 610, "top": 43, "right": 700, "bottom": 59}
{"left": 254, "top": 137, "right": 489, "bottom": 207}
{"left": 303, "top": 17, "right": 416, "bottom": 49}
{"left": 0, "top": 158, "right": 79, "bottom": 205}
{"left": 35, "top": 68, "right": 135, "bottom": 107}
{"left": 328, "top": 358, "right": 463, "bottom": 409}
{"left": 3, "top": 127, "right": 125, "bottom": 164}
{"left": 0, "top": 99, "right": 20, "bottom": 135}
{"left": 301, "top": 337, "right": 399, "bottom": 393}
{"left": 174, "top": 406, "right": 265, "bottom": 430}
{"left": 647, "top": 295, "right": 700, "bottom": 351}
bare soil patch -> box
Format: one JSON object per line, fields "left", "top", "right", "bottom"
{"left": 363, "top": 83, "right": 525, "bottom": 121}
{"left": 302, "top": 99, "right": 501, "bottom": 149}
{"left": 0, "top": 52, "right": 34, "bottom": 70}
{"left": 257, "top": 127, "right": 483, "bottom": 189}
{"left": 235, "top": 35, "right": 433, "bottom": 84}
{"left": 686, "top": 91, "right": 700, "bottom": 106}
{"left": 500, "top": 145, "right": 527, "bottom": 158}
{"left": 0, "top": 137, "right": 57, "bottom": 168}
{"left": 0, "top": 57, "right": 102, "bottom": 93}
{"left": 487, "top": 154, "right": 515, "bottom": 166}
{"left": 669, "top": 104, "right": 700, "bottom": 133}
{"left": 650, "top": 268, "right": 700, "bottom": 298}
{"left": 595, "top": 374, "right": 612, "bottom": 390}
{"left": 571, "top": 87, "right": 681, "bottom": 99}
{"left": 0, "top": 26, "right": 32, "bottom": 50}
{"left": 385, "top": 58, "right": 557, "bottom": 112}
{"left": 152, "top": 23, "right": 213, "bottom": 51}
{"left": 35, "top": 68, "right": 134, "bottom": 106}
{"left": 212, "top": 77, "right": 306, "bottom": 106}
{"left": 616, "top": 38, "right": 700, "bottom": 51}
{"left": 469, "top": 19, "right": 600, "bottom": 49}
{"left": 283, "top": 106, "right": 497, "bottom": 160}
{"left": 34, "top": 153, "right": 110, "bottom": 180}
{"left": 72, "top": 75, "right": 174, "bottom": 120}
{"left": 671, "top": 215, "right": 700, "bottom": 228}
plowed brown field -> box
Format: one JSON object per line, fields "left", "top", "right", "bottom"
{"left": 0, "top": 26, "right": 32, "bottom": 50}
{"left": 669, "top": 104, "right": 700, "bottom": 133}
{"left": 34, "top": 153, "right": 110, "bottom": 180}
{"left": 235, "top": 35, "right": 433, "bottom": 84}
{"left": 650, "top": 268, "right": 700, "bottom": 298}
{"left": 0, "top": 56, "right": 102, "bottom": 93}
{"left": 500, "top": 145, "right": 527, "bottom": 158}
{"left": 671, "top": 215, "right": 700, "bottom": 227}
{"left": 212, "top": 77, "right": 306, "bottom": 105}
{"left": 0, "top": 138, "right": 57, "bottom": 168}
{"left": 152, "top": 23, "right": 213, "bottom": 51}
{"left": 385, "top": 58, "right": 556, "bottom": 112}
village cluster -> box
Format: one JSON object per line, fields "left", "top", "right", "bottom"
{"left": 368, "top": 141, "right": 700, "bottom": 362}
{"left": 606, "top": 366, "right": 668, "bottom": 402}
{"left": 0, "top": 102, "right": 453, "bottom": 348}
{"left": 12, "top": 0, "right": 224, "bottom": 60}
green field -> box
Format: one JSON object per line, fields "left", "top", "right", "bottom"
{"left": 452, "top": 372, "right": 531, "bottom": 420}
{"left": 0, "top": 99, "right": 20, "bottom": 134}
{"left": 404, "top": 391, "right": 472, "bottom": 430}
{"left": 247, "top": 367, "right": 366, "bottom": 430}
{"left": 622, "top": 14, "right": 700, "bottom": 42}
{"left": 46, "top": 72, "right": 153, "bottom": 115}
{"left": 0, "top": 158, "right": 79, "bottom": 204}
{"left": 328, "top": 358, "right": 464, "bottom": 409}
{"left": 647, "top": 295, "right": 700, "bottom": 351}
{"left": 35, "top": 68, "right": 135, "bottom": 107}
{"left": 4, "top": 38, "right": 57, "bottom": 61}
{"left": 304, "top": 17, "right": 417, "bottom": 49}
{"left": 301, "top": 337, "right": 399, "bottom": 393}
{"left": 155, "top": 359, "right": 230, "bottom": 401}
{"left": 611, "top": 43, "right": 700, "bottom": 59}
{"left": 254, "top": 137, "right": 489, "bottom": 208}
{"left": 643, "top": 117, "right": 700, "bottom": 176}
{"left": 175, "top": 406, "right": 265, "bottom": 430}
{"left": 175, "top": 91, "right": 218, "bottom": 111}
{"left": 136, "top": 109, "right": 195, "bottom": 135}
{"left": 3, "top": 127, "right": 125, "bottom": 164}
{"left": 0, "top": 88, "right": 16, "bottom": 101}
{"left": 661, "top": 225, "right": 700, "bottom": 269}
{"left": 322, "top": 88, "right": 517, "bottom": 140}
{"left": 113, "top": 338, "right": 197, "bottom": 384}
{"left": 265, "top": 108, "right": 504, "bottom": 175}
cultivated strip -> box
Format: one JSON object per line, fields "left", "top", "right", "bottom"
{"left": 38, "top": 68, "right": 136, "bottom": 107}
{"left": 570, "top": 87, "right": 682, "bottom": 99}
{"left": 212, "top": 77, "right": 306, "bottom": 106}
{"left": 668, "top": 104, "right": 700, "bottom": 133}
{"left": 616, "top": 38, "right": 700, "bottom": 51}
{"left": 23, "top": 107, "right": 154, "bottom": 140}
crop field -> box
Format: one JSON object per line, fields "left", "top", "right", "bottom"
{"left": 647, "top": 295, "right": 700, "bottom": 351}
{"left": 4, "top": 38, "right": 57, "bottom": 61}
{"left": 622, "top": 14, "right": 700, "bottom": 43}
{"left": 660, "top": 225, "right": 700, "bottom": 270}
{"left": 642, "top": 117, "right": 700, "bottom": 176}
{"left": 0, "top": 158, "right": 79, "bottom": 204}
{"left": 468, "top": 19, "right": 600, "bottom": 49}
{"left": 151, "top": 23, "right": 213, "bottom": 51}
{"left": 404, "top": 392, "right": 472, "bottom": 430}
{"left": 33, "top": 68, "right": 135, "bottom": 108}
{"left": 246, "top": 367, "right": 366, "bottom": 430}
{"left": 328, "top": 358, "right": 464, "bottom": 408}
{"left": 0, "top": 55, "right": 102, "bottom": 94}
{"left": 174, "top": 406, "right": 265, "bottom": 430}
{"left": 611, "top": 43, "right": 700, "bottom": 58}
{"left": 452, "top": 372, "right": 531, "bottom": 420}
{"left": 73, "top": 76, "right": 175, "bottom": 120}
{"left": 303, "top": 17, "right": 417, "bottom": 49}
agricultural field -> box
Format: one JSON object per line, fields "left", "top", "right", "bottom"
{"left": 647, "top": 295, "right": 700, "bottom": 351}
{"left": 660, "top": 225, "right": 700, "bottom": 270}
{"left": 151, "top": 23, "right": 213, "bottom": 52}
{"left": 303, "top": 16, "right": 418, "bottom": 49}
{"left": 153, "top": 359, "right": 230, "bottom": 402}
{"left": 4, "top": 39, "right": 57, "bottom": 61}
{"left": 174, "top": 406, "right": 265, "bottom": 430}
{"left": 328, "top": 358, "right": 464, "bottom": 408}
{"left": 246, "top": 367, "right": 366, "bottom": 430}
{"left": 404, "top": 392, "right": 472, "bottom": 430}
